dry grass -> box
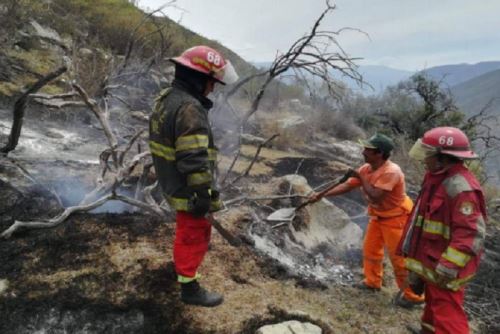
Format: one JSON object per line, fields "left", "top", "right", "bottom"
{"left": 256, "top": 110, "right": 310, "bottom": 150}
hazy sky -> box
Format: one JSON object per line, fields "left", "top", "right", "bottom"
{"left": 138, "top": 0, "right": 500, "bottom": 71}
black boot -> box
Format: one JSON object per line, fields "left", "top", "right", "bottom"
{"left": 181, "top": 281, "right": 223, "bottom": 307}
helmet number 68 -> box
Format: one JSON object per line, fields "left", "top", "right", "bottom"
{"left": 207, "top": 52, "right": 221, "bottom": 66}
{"left": 439, "top": 136, "right": 454, "bottom": 146}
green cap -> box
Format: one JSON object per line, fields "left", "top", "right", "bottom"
{"left": 359, "top": 133, "right": 395, "bottom": 154}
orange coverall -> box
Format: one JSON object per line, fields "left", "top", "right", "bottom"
{"left": 348, "top": 160, "right": 424, "bottom": 302}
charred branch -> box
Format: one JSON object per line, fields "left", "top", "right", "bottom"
{"left": 218, "top": 1, "right": 363, "bottom": 186}
{"left": 72, "top": 83, "right": 119, "bottom": 167}
{"left": 1, "top": 66, "right": 67, "bottom": 155}
{"left": 119, "top": 2, "right": 175, "bottom": 73}
{"left": 222, "top": 134, "right": 279, "bottom": 188}
{"left": 1, "top": 191, "right": 169, "bottom": 239}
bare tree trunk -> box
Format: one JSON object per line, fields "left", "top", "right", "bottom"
{"left": 1, "top": 66, "right": 67, "bottom": 155}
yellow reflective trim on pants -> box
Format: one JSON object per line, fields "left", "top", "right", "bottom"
{"left": 175, "top": 134, "right": 209, "bottom": 152}
{"left": 178, "top": 272, "right": 202, "bottom": 283}
{"left": 208, "top": 148, "right": 217, "bottom": 161}
{"left": 442, "top": 246, "right": 471, "bottom": 267}
{"left": 423, "top": 219, "right": 450, "bottom": 239}
{"left": 405, "top": 258, "right": 474, "bottom": 291}
{"left": 149, "top": 141, "right": 175, "bottom": 160}
{"left": 187, "top": 172, "right": 212, "bottom": 186}
{"left": 168, "top": 196, "right": 189, "bottom": 211}
{"left": 167, "top": 196, "right": 221, "bottom": 212}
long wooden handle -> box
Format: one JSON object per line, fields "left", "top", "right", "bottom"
{"left": 296, "top": 171, "right": 352, "bottom": 211}
{"left": 208, "top": 215, "right": 242, "bottom": 248}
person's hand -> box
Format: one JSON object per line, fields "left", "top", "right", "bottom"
{"left": 308, "top": 192, "right": 322, "bottom": 203}
{"left": 346, "top": 168, "right": 360, "bottom": 179}
{"left": 435, "top": 263, "right": 458, "bottom": 287}
{"left": 189, "top": 187, "right": 211, "bottom": 217}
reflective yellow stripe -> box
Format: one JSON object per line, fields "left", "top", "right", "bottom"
{"left": 442, "top": 247, "right": 471, "bottom": 267}
{"left": 211, "top": 199, "right": 222, "bottom": 211}
{"left": 447, "top": 274, "right": 475, "bottom": 290}
{"left": 175, "top": 134, "right": 209, "bottom": 152}
{"left": 415, "top": 216, "right": 450, "bottom": 239}
{"left": 167, "top": 196, "right": 189, "bottom": 211}
{"left": 208, "top": 148, "right": 217, "bottom": 161}
{"left": 423, "top": 219, "right": 450, "bottom": 239}
{"left": 168, "top": 196, "right": 221, "bottom": 212}
{"left": 149, "top": 141, "right": 175, "bottom": 161}
{"left": 177, "top": 272, "right": 201, "bottom": 283}
{"left": 405, "top": 258, "right": 474, "bottom": 291}
{"left": 187, "top": 172, "right": 212, "bottom": 186}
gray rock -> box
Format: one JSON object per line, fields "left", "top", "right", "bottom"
{"left": 29, "top": 20, "right": 63, "bottom": 45}
{"left": 256, "top": 320, "right": 322, "bottom": 334}
{"left": 282, "top": 175, "right": 363, "bottom": 251}
{"left": 0, "top": 279, "right": 9, "bottom": 296}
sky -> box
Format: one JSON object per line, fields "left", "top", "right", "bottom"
{"left": 138, "top": 0, "right": 500, "bottom": 71}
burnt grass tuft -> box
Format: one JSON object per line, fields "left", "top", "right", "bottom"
{"left": 0, "top": 212, "right": 211, "bottom": 334}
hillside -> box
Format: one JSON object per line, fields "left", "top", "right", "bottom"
{"left": 421, "top": 61, "right": 500, "bottom": 87}
{"left": 349, "top": 65, "right": 413, "bottom": 95}
{"left": 0, "top": 0, "right": 254, "bottom": 103}
{"left": 252, "top": 63, "right": 413, "bottom": 95}
{"left": 451, "top": 68, "right": 500, "bottom": 116}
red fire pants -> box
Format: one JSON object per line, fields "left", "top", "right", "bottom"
{"left": 421, "top": 283, "right": 469, "bottom": 334}
{"left": 173, "top": 211, "right": 212, "bottom": 281}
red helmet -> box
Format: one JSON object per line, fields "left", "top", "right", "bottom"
{"left": 170, "top": 45, "right": 238, "bottom": 85}
{"left": 421, "top": 127, "right": 477, "bottom": 159}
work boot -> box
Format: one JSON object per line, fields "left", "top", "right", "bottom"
{"left": 393, "top": 291, "right": 424, "bottom": 309}
{"left": 352, "top": 280, "right": 381, "bottom": 291}
{"left": 181, "top": 281, "right": 223, "bottom": 307}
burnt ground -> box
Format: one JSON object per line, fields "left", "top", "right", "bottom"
{"left": 0, "top": 213, "right": 196, "bottom": 333}
{"left": 1, "top": 197, "right": 495, "bottom": 333}
{"left": 0, "top": 202, "right": 426, "bottom": 334}
{"left": 0, "top": 107, "right": 496, "bottom": 333}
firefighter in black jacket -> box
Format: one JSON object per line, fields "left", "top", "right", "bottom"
{"left": 149, "top": 46, "right": 238, "bottom": 307}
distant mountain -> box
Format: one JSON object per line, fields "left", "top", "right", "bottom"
{"left": 348, "top": 65, "right": 413, "bottom": 95}
{"left": 451, "top": 68, "right": 500, "bottom": 116}
{"left": 421, "top": 61, "right": 500, "bottom": 87}
{"left": 251, "top": 62, "right": 413, "bottom": 95}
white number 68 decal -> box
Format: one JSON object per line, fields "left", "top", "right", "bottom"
{"left": 207, "top": 52, "right": 221, "bottom": 66}
{"left": 438, "top": 136, "right": 454, "bottom": 146}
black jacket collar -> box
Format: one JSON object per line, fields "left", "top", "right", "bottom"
{"left": 172, "top": 78, "right": 213, "bottom": 109}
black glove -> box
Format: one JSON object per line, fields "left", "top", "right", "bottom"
{"left": 408, "top": 272, "right": 425, "bottom": 296}
{"left": 211, "top": 189, "right": 220, "bottom": 201}
{"left": 345, "top": 168, "right": 359, "bottom": 179}
{"left": 188, "top": 187, "right": 211, "bottom": 217}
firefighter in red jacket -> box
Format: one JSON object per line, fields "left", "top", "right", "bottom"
{"left": 399, "top": 127, "right": 487, "bottom": 334}
{"left": 149, "top": 46, "right": 238, "bottom": 307}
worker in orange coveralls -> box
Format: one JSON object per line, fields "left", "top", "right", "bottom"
{"left": 149, "top": 46, "right": 238, "bottom": 307}
{"left": 309, "top": 133, "right": 425, "bottom": 307}
{"left": 398, "top": 127, "right": 486, "bottom": 333}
